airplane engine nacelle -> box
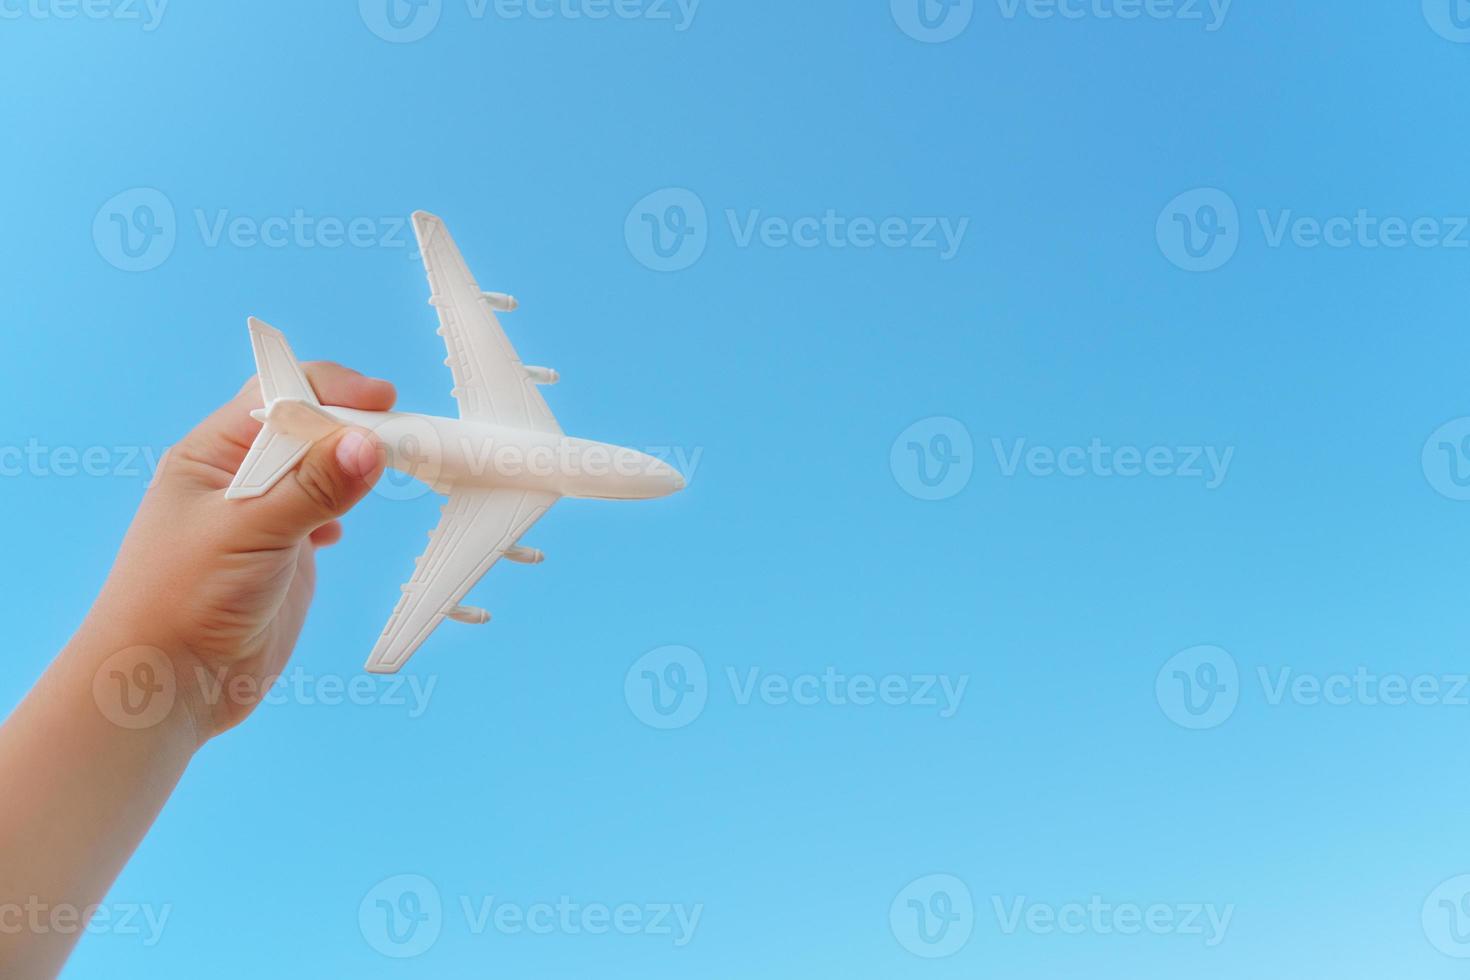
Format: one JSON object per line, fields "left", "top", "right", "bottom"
{"left": 447, "top": 605, "right": 491, "bottom": 625}
{"left": 482, "top": 291, "right": 519, "bottom": 312}
{"left": 505, "top": 546, "right": 545, "bottom": 565}
{"left": 524, "top": 366, "right": 559, "bottom": 386}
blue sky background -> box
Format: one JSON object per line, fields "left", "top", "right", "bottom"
{"left": 5, "top": 0, "right": 1470, "bottom": 976}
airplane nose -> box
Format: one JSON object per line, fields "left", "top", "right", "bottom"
{"left": 608, "top": 448, "right": 685, "bottom": 498}
{"left": 653, "top": 458, "right": 686, "bottom": 494}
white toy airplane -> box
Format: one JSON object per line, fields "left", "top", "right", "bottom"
{"left": 225, "top": 211, "right": 685, "bottom": 673}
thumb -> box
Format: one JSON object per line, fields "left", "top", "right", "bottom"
{"left": 240, "top": 427, "right": 385, "bottom": 540}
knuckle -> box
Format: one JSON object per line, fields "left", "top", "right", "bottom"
{"left": 306, "top": 360, "right": 352, "bottom": 377}
{"left": 292, "top": 455, "right": 343, "bottom": 514}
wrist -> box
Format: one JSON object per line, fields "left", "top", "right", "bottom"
{"left": 66, "top": 608, "right": 211, "bottom": 754}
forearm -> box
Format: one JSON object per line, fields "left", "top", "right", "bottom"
{"left": 0, "top": 614, "right": 200, "bottom": 978}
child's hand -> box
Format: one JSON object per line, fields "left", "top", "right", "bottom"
{"left": 0, "top": 362, "right": 398, "bottom": 978}
{"left": 91, "top": 361, "right": 395, "bottom": 742}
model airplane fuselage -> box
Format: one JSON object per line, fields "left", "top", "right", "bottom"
{"left": 225, "top": 211, "right": 685, "bottom": 673}
{"left": 326, "top": 408, "right": 685, "bottom": 501}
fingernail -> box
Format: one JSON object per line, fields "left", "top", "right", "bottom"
{"left": 335, "top": 430, "right": 375, "bottom": 481}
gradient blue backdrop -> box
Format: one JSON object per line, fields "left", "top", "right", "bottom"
{"left": 4, "top": 1, "right": 1470, "bottom": 977}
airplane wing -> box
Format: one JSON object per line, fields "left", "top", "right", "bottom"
{"left": 412, "top": 211, "right": 562, "bottom": 434}
{"left": 364, "top": 487, "right": 558, "bottom": 674}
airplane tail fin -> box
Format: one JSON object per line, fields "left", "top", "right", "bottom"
{"left": 247, "top": 316, "right": 319, "bottom": 406}
{"left": 225, "top": 318, "right": 343, "bottom": 500}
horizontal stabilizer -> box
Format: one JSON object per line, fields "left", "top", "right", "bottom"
{"left": 226, "top": 425, "right": 311, "bottom": 500}
{"left": 227, "top": 321, "right": 341, "bottom": 501}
